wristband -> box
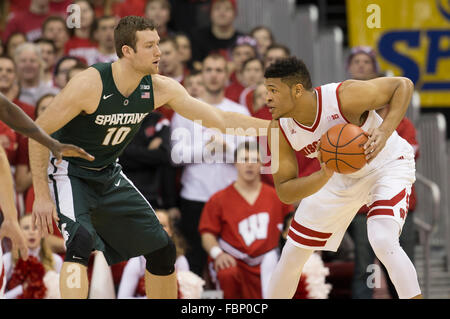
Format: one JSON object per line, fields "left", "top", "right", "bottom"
{"left": 209, "top": 246, "right": 223, "bottom": 259}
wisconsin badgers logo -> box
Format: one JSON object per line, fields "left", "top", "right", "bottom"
{"left": 238, "top": 212, "right": 270, "bottom": 246}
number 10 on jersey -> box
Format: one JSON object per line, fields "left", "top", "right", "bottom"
{"left": 102, "top": 126, "right": 131, "bottom": 146}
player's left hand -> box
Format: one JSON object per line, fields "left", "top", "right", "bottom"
{"left": 50, "top": 140, "right": 95, "bottom": 164}
{"left": 363, "top": 127, "right": 388, "bottom": 163}
{"left": 0, "top": 219, "right": 29, "bottom": 260}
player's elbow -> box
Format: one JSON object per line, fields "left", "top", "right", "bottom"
{"left": 398, "top": 77, "right": 414, "bottom": 94}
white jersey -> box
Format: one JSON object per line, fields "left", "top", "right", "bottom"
{"left": 278, "top": 82, "right": 414, "bottom": 178}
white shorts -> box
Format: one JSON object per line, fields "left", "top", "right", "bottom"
{"left": 287, "top": 156, "right": 415, "bottom": 251}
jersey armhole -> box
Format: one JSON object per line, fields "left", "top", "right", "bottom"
{"left": 277, "top": 119, "right": 295, "bottom": 149}
{"left": 335, "top": 82, "right": 352, "bottom": 124}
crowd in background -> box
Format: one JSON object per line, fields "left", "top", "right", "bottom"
{"left": 0, "top": 0, "right": 419, "bottom": 299}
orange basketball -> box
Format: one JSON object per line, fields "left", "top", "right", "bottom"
{"left": 319, "top": 123, "right": 368, "bottom": 174}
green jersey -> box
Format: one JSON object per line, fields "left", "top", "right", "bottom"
{"left": 52, "top": 63, "right": 154, "bottom": 168}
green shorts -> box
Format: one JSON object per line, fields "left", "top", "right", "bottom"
{"left": 47, "top": 159, "right": 167, "bottom": 265}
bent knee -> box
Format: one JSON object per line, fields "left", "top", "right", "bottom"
{"left": 64, "top": 225, "right": 95, "bottom": 266}
{"left": 144, "top": 236, "right": 176, "bottom": 276}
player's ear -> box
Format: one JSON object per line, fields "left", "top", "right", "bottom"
{"left": 292, "top": 83, "right": 305, "bottom": 98}
{"left": 121, "top": 45, "right": 134, "bottom": 58}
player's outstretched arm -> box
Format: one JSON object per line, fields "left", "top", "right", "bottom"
{"left": 153, "top": 75, "right": 270, "bottom": 136}
{"left": 0, "top": 146, "right": 28, "bottom": 260}
{"left": 338, "top": 77, "right": 414, "bottom": 162}
{"left": 268, "top": 120, "right": 333, "bottom": 204}
{"left": 29, "top": 68, "right": 98, "bottom": 235}
{"left": 0, "top": 93, "right": 91, "bottom": 162}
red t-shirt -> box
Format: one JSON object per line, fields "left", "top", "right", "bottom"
{"left": 199, "top": 183, "right": 293, "bottom": 260}
{"left": 3, "top": 11, "right": 50, "bottom": 42}
{"left": 225, "top": 81, "right": 245, "bottom": 104}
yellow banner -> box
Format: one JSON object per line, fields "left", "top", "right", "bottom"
{"left": 347, "top": 0, "right": 450, "bottom": 107}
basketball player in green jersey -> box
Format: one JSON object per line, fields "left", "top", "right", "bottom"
{"left": 29, "top": 16, "right": 269, "bottom": 299}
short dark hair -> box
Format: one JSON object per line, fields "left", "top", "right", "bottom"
{"left": 265, "top": 43, "right": 291, "bottom": 57}
{"left": 42, "top": 15, "right": 69, "bottom": 34}
{"left": 33, "top": 38, "right": 57, "bottom": 53}
{"left": 159, "top": 36, "right": 178, "bottom": 50}
{"left": 54, "top": 56, "right": 80, "bottom": 76}
{"left": 234, "top": 140, "right": 260, "bottom": 163}
{"left": 242, "top": 57, "right": 263, "bottom": 71}
{"left": 114, "top": 16, "right": 156, "bottom": 59}
{"left": 264, "top": 56, "right": 312, "bottom": 90}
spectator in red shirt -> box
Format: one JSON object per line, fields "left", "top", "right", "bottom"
{"left": 64, "top": 0, "right": 98, "bottom": 64}
{"left": 199, "top": 141, "right": 293, "bottom": 298}
{"left": 3, "top": 0, "right": 52, "bottom": 42}
{"left": 42, "top": 15, "right": 70, "bottom": 61}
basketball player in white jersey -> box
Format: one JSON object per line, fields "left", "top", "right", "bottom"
{"left": 265, "top": 57, "right": 421, "bottom": 299}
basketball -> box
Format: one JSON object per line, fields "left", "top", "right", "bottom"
{"left": 319, "top": 123, "right": 368, "bottom": 174}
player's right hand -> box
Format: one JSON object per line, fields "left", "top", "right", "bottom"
{"left": 32, "top": 198, "right": 59, "bottom": 236}
{"left": 50, "top": 140, "right": 95, "bottom": 164}
{"left": 0, "top": 219, "right": 28, "bottom": 260}
{"left": 214, "top": 253, "right": 236, "bottom": 272}
{"left": 316, "top": 141, "right": 334, "bottom": 178}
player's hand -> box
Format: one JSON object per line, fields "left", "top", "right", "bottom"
{"left": 214, "top": 253, "right": 236, "bottom": 272}
{"left": 363, "top": 127, "right": 388, "bottom": 163}
{"left": 316, "top": 141, "right": 334, "bottom": 178}
{"left": 0, "top": 219, "right": 28, "bottom": 260}
{"left": 50, "top": 140, "right": 95, "bottom": 164}
{"left": 32, "top": 198, "right": 59, "bottom": 236}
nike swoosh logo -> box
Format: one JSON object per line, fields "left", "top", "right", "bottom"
{"left": 115, "top": 180, "right": 120, "bottom": 186}
{"left": 73, "top": 256, "right": 83, "bottom": 260}
{"left": 103, "top": 93, "right": 114, "bottom": 100}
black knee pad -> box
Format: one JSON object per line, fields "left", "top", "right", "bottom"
{"left": 144, "top": 236, "right": 176, "bottom": 276}
{"left": 64, "top": 225, "right": 94, "bottom": 266}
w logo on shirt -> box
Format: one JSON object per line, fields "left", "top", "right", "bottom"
{"left": 238, "top": 212, "right": 270, "bottom": 246}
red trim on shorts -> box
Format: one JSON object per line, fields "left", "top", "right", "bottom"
{"left": 290, "top": 219, "right": 332, "bottom": 239}
{"left": 278, "top": 119, "right": 295, "bottom": 149}
{"left": 367, "top": 209, "right": 394, "bottom": 218}
{"left": 368, "top": 189, "right": 406, "bottom": 210}
{"left": 288, "top": 229, "right": 327, "bottom": 247}
{"left": 292, "top": 86, "right": 322, "bottom": 132}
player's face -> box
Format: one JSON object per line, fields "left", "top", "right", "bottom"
{"left": 20, "top": 215, "right": 41, "bottom": 250}
{"left": 264, "top": 78, "right": 295, "bottom": 119}
{"left": 202, "top": 57, "right": 228, "bottom": 94}
{"left": 235, "top": 149, "right": 261, "bottom": 182}
{"left": 132, "top": 30, "right": 161, "bottom": 74}
{"left": 0, "top": 58, "right": 16, "bottom": 91}
{"left": 348, "top": 53, "right": 376, "bottom": 80}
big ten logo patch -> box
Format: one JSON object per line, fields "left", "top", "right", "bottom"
{"left": 238, "top": 213, "right": 270, "bottom": 246}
